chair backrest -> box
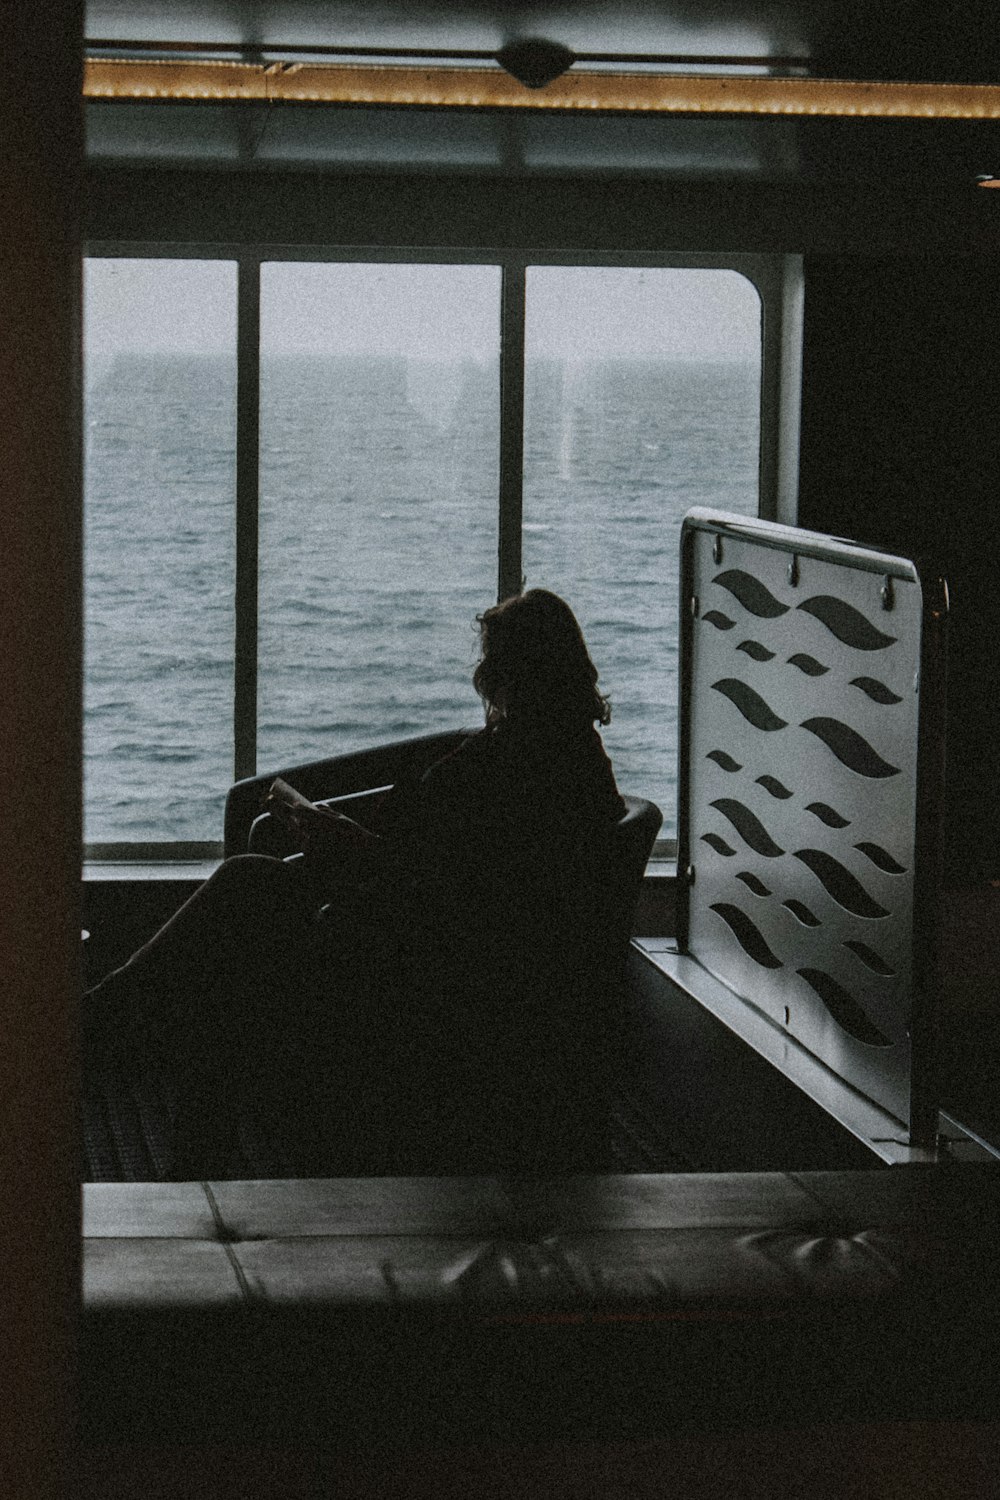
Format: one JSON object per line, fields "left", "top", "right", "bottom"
{"left": 606, "top": 795, "right": 664, "bottom": 938}
{"left": 573, "top": 795, "right": 663, "bottom": 984}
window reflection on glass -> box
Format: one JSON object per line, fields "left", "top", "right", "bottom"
{"left": 258, "top": 263, "right": 500, "bottom": 768}
{"left": 83, "top": 259, "right": 237, "bottom": 842}
{"left": 523, "top": 267, "right": 762, "bottom": 836}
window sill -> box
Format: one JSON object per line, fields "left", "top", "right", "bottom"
{"left": 83, "top": 858, "right": 676, "bottom": 883}
{"left": 83, "top": 860, "right": 222, "bottom": 882}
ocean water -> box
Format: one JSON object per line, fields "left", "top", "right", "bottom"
{"left": 84, "top": 353, "right": 759, "bottom": 843}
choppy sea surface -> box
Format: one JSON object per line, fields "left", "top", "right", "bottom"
{"left": 84, "top": 353, "right": 759, "bottom": 843}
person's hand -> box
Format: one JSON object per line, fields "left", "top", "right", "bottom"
{"left": 265, "top": 782, "right": 343, "bottom": 852}
{"left": 265, "top": 780, "right": 379, "bottom": 861}
{"left": 266, "top": 788, "right": 308, "bottom": 834}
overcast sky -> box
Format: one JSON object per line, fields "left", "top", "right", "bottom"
{"left": 84, "top": 258, "right": 761, "bottom": 362}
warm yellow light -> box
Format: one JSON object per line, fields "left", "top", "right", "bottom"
{"left": 83, "top": 58, "right": 1000, "bottom": 120}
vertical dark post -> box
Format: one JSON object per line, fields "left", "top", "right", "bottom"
{"left": 909, "top": 574, "right": 950, "bottom": 1148}
{"left": 234, "top": 254, "right": 261, "bottom": 781}
{"left": 674, "top": 515, "right": 697, "bottom": 954}
{"left": 0, "top": 3, "right": 83, "bottom": 1496}
{"left": 498, "top": 262, "right": 526, "bottom": 601}
{"left": 757, "top": 256, "right": 804, "bottom": 524}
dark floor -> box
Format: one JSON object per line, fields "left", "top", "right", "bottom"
{"left": 938, "top": 1026, "right": 1000, "bottom": 1146}
{"left": 84, "top": 941, "right": 966, "bottom": 1182}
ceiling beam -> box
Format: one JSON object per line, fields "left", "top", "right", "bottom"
{"left": 84, "top": 59, "right": 1000, "bottom": 120}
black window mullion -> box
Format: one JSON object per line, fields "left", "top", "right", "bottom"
{"left": 498, "top": 261, "right": 526, "bottom": 601}
{"left": 234, "top": 253, "right": 261, "bottom": 783}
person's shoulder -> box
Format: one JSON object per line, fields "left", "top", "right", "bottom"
{"left": 575, "top": 725, "right": 627, "bottom": 819}
{"left": 421, "top": 728, "right": 492, "bottom": 785}
{"left": 563, "top": 721, "right": 612, "bottom": 765}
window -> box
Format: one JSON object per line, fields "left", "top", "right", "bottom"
{"left": 257, "top": 263, "right": 500, "bottom": 769}
{"left": 83, "top": 258, "right": 237, "bottom": 846}
{"left": 522, "top": 267, "right": 762, "bottom": 829}
{"left": 83, "top": 250, "right": 795, "bottom": 859}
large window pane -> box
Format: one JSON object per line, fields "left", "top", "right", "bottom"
{"left": 523, "top": 267, "right": 762, "bottom": 835}
{"left": 83, "top": 259, "right": 237, "bottom": 842}
{"left": 258, "top": 263, "right": 500, "bottom": 767}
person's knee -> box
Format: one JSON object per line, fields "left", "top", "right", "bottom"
{"left": 208, "top": 852, "right": 296, "bottom": 915}
{"left": 216, "top": 851, "right": 286, "bottom": 887}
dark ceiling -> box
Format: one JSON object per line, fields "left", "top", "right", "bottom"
{"left": 84, "top": 0, "right": 1000, "bottom": 81}
{"left": 83, "top": 2, "right": 1000, "bottom": 183}
{"left": 86, "top": 1, "right": 814, "bottom": 60}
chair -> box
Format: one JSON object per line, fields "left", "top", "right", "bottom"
{"left": 225, "top": 730, "right": 662, "bottom": 1173}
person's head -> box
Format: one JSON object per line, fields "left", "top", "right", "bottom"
{"left": 473, "top": 588, "right": 611, "bottom": 729}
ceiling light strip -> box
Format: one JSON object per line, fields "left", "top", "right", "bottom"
{"left": 83, "top": 59, "right": 1000, "bottom": 120}
{"left": 85, "top": 39, "right": 811, "bottom": 71}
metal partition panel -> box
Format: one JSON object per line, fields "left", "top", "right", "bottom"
{"left": 677, "top": 510, "right": 947, "bottom": 1138}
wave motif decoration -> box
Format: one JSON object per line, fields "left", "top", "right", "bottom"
{"left": 787, "top": 653, "right": 829, "bottom": 677}
{"left": 710, "top": 798, "right": 785, "bottom": 857}
{"left": 701, "top": 832, "right": 736, "bottom": 857}
{"left": 712, "top": 569, "right": 790, "bottom": 619}
{"left": 783, "top": 899, "right": 821, "bottom": 927}
{"left": 854, "top": 842, "right": 907, "bottom": 874}
{"left": 711, "top": 679, "right": 788, "bottom": 731}
{"left": 706, "top": 749, "right": 742, "bottom": 772}
{"left": 796, "top": 595, "right": 898, "bottom": 651}
{"left": 736, "top": 639, "right": 775, "bottom": 662}
{"left": 800, "top": 717, "right": 901, "bottom": 778}
{"left": 756, "top": 774, "right": 792, "bottom": 800}
{"left": 844, "top": 940, "right": 897, "bottom": 977}
{"left": 797, "top": 967, "right": 891, "bottom": 1047}
{"left": 736, "top": 872, "right": 771, "bottom": 897}
{"left": 711, "top": 903, "right": 784, "bottom": 968}
{"left": 792, "top": 849, "right": 890, "bottom": 918}
{"left": 850, "top": 676, "right": 903, "bottom": 705}
{"left": 805, "top": 802, "right": 850, "bottom": 829}
{"left": 703, "top": 609, "right": 736, "bottom": 631}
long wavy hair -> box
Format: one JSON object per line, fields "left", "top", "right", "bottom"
{"left": 473, "top": 589, "right": 611, "bottom": 729}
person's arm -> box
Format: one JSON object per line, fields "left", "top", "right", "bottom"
{"left": 266, "top": 779, "right": 384, "bottom": 869}
{"left": 268, "top": 739, "right": 473, "bottom": 890}
{"left": 297, "top": 802, "right": 383, "bottom": 858}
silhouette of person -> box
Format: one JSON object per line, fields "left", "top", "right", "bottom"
{"left": 84, "top": 589, "right": 624, "bottom": 1175}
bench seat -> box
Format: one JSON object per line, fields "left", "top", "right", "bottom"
{"left": 82, "top": 1167, "right": 1000, "bottom": 1451}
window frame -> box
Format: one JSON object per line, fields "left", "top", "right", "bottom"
{"left": 83, "top": 241, "right": 801, "bottom": 864}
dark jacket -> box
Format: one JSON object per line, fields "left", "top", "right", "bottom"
{"left": 300, "top": 719, "right": 627, "bottom": 1171}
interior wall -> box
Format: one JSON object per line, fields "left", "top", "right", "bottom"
{"left": 0, "top": 4, "right": 83, "bottom": 1497}
{"left": 797, "top": 254, "right": 1000, "bottom": 882}
{"left": 85, "top": 163, "right": 999, "bottom": 255}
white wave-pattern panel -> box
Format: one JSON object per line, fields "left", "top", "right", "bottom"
{"left": 682, "top": 521, "right": 925, "bottom": 1128}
